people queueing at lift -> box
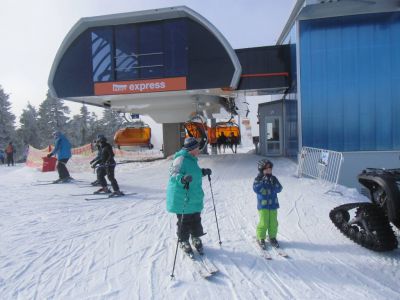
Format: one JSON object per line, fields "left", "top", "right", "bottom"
{"left": 228, "top": 132, "right": 238, "bottom": 154}
{"left": 90, "top": 135, "right": 123, "bottom": 196}
{"left": 217, "top": 132, "right": 239, "bottom": 154}
{"left": 217, "top": 132, "right": 227, "bottom": 154}
{"left": 166, "top": 137, "right": 212, "bottom": 255}
{"left": 47, "top": 131, "right": 72, "bottom": 183}
{"left": 5, "top": 142, "right": 16, "bottom": 166}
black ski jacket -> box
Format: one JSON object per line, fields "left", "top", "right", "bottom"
{"left": 92, "top": 142, "right": 116, "bottom": 167}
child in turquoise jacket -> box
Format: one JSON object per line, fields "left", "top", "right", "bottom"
{"left": 253, "top": 159, "right": 283, "bottom": 248}
{"left": 166, "top": 137, "right": 211, "bottom": 254}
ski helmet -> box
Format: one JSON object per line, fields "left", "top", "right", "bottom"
{"left": 53, "top": 131, "right": 61, "bottom": 138}
{"left": 183, "top": 137, "right": 199, "bottom": 151}
{"left": 258, "top": 159, "right": 273, "bottom": 171}
{"left": 96, "top": 134, "right": 107, "bottom": 143}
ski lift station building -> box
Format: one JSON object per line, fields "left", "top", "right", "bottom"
{"left": 48, "top": 0, "right": 400, "bottom": 187}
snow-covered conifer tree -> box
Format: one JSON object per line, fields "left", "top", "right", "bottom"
{"left": 18, "top": 102, "right": 41, "bottom": 148}
{"left": 37, "top": 92, "right": 70, "bottom": 147}
{"left": 99, "top": 109, "right": 125, "bottom": 144}
{"left": 0, "top": 85, "right": 16, "bottom": 149}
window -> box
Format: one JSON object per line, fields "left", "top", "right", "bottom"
{"left": 91, "top": 28, "right": 113, "bottom": 82}
{"left": 164, "top": 19, "right": 188, "bottom": 77}
{"left": 91, "top": 19, "right": 188, "bottom": 82}
{"left": 115, "top": 25, "right": 139, "bottom": 80}
{"left": 139, "top": 23, "right": 164, "bottom": 78}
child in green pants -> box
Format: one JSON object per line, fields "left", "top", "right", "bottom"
{"left": 253, "top": 159, "right": 283, "bottom": 248}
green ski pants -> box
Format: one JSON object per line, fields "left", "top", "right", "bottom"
{"left": 256, "top": 209, "right": 278, "bottom": 240}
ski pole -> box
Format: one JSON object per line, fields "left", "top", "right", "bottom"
{"left": 170, "top": 181, "right": 190, "bottom": 279}
{"left": 208, "top": 174, "right": 222, "bottom": 245}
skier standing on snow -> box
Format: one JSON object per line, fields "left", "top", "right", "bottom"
{"left": 0, "top": 149, "right": 4, "bottom": 164}
{"left": 5, "top": 142, "right": 16, "bottom": 166}
{"left": 166, "top": 137, "right": 212, "bottom": 254}
{"left": 217, "top": 132, "right": 227, "bottom": 154}
{"left": 47, "top": 132, "right": 72, "bottom": 183}
{"left": 90, "top": 135, "right": 123, "bottom": 196}
{"left": 253, "top": 159, "right": 283, "bottom": 248}
{"left": 89, "top": 138, "right": 102, "bottom": 186}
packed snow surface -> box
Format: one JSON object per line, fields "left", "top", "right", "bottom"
{"left": 1, "top": 151, "right": 399, "bottom": 299}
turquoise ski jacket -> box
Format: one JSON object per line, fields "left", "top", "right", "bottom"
{"left": 166, "top": 149, "right": 204, "bottom": 214}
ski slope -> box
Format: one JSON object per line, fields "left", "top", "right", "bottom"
{"left": 1, "top": 152, "right": 399, "bottom": 299}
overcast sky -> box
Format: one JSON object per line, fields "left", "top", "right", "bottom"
{"left": 0, "top": 0, "right": 296, "bottom": 122}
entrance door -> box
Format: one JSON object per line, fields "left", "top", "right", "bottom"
{"left": 265, "top": 116, "right": 282, "bottom": 156}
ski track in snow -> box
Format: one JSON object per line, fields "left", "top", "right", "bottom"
{"left": 1, "top": 153, "right": 400, "bottom": 299}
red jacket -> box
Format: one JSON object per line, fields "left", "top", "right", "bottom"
{"left": 5, "top": 145, "right": 14, "bottom": 154}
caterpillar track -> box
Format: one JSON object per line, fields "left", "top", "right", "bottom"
{"left": 330, "top": 168, "right": 400, "bottom": 252}
{"left": 329, "top": 203, "right": 398, "bottom": 251}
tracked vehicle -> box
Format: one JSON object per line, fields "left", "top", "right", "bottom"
{"left": 329, "top": 168, "right": 400, "bottom": 252}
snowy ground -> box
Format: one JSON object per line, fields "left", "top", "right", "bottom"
{"left": 1, "top": 150, "right": 400, "bottom": 300}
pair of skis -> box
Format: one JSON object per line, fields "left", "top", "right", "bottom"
{"left": 32, "top": 179, "right": 87, "bottom": 186}
{"left": 71, "top": 192, "right": 137, "bottom": 201}
{"left": 256, "top": 241, "right": 289, "bottom": 260}
{"left": 182, "top": 249, "right": 219, "bottom": 279}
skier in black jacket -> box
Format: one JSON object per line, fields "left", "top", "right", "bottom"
{"left": 91, "top": 135, "right": 123, "bottom": 196}
{"left": 89, "top": 138, "right": 103, "bottom": 186}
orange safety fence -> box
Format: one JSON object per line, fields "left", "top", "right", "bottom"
{"left": 26, "top": 144, "right": 163, "bottom": 173}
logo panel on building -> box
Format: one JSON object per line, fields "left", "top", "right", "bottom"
{"left": 94, "top": 77, "right": 187, "bottom": 95}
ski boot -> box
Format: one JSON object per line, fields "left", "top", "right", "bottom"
{"left": 269, "top": 238, "right": 280, "bottom": 248}
{"left": 180, "top": 240, "right": 194, "bottom": 256}
{"left": 52, "top": 178, "right": 63, "bottom": 184}
{"left": 94, "top": 187, "right": 111, "bottom": 194}
{"left": 191, "top": 236, "right": 204, "bottom": 254}
{"left": 257, "top": 239, "right": 266, "bottom": 249}
{"left": 109, "top": 190, "right": 124, "bottom": 197}
{"left": 61, "top": 176, "right": 73, "bottom": 183}
{"left": 90, "top": 180, "right": 100, "bottom": 186}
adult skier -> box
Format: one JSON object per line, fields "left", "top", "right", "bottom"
{"left": 217, "top": 132, "right": 227, "bottom": 154}
{"left": 253, "top": 159, "right": 283, "bottom": 248}
{"left": 166, "top": 137, "right": 212, "bottom": 254}
{"left": 0, "top": 149, "right": 4, "bottom": 164}
{"left": 5, "top": 142, "right": 15, "bottom": 166}
{"left": 90, "top": 135, "right": 123, "bottom": 196}
{"left": 228, "top": 132, "right": 238, "bottom": 154}
{"left": 47, "top": 131, "right": 72, "bottom": 183}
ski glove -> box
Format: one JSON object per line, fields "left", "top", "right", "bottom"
{"left": 270, "top": 175, "right": 280, "bottom": 185}
{"left": 181, "top": 175, "right": 192, "bottom": 184}
{"left": 255, "top": 174, "right": 264, "bottom": 181}
{"left": 202, "top": 168, "right": 212, "bottom": 176}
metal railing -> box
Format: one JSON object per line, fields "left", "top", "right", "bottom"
{"left": 297, "top": 146, "right": 344, "bottom": 191}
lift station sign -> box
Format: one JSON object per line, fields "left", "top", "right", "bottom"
{"left": 94, "top": 77, "right": 187, "bottom": 95}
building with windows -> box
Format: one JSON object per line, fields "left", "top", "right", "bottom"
{"left": 49, "top": 6, "right": 289, "bottom": 157}
{"left": 266, "top": 0, "right": 400, "bottom": 187}
{"left": 49, "top": 6, "right": 242, "bottom": 124}
{"left": 48, "top": 1, "right": 400, "bottom": 187}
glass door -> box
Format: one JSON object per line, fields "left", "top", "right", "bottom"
{"left": 265, "top": 116, "right": 282, "bottom": 156}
